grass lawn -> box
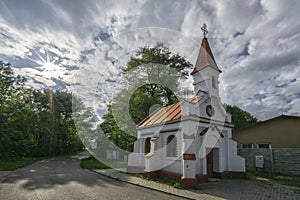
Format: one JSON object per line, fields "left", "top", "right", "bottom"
{"left": 0, "top": 157, "right": 42, "bottom": 171}
{"left": 0, "top": 151, "right": 86, "bottom": 171}
{"left": 80, "top": 156, "right": 111, "bottom": 170}
{"left": 247, "top": 170, "right": 300, "bottom": 187}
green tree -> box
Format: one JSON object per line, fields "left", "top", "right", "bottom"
{"left": 125, "top": 43, "right": 192, "bottom": 76}
{"left": 100, "top": 105, "right": 136, "bottom": 152}
{"left": 72, "top": 99, "right": 99, "bottom": 152}
{"left": 100, "top": 44, "right": 193, "bottom": 151}
{"left": 0, "top": 61, "right": 89, "bottom": 159}
{"left": 0, "top": 61, "right": 36, "bottom": 159}
{"left": 224, "top": 104, "right": 258, "bottom": 129}
{"left": 30, "top": 89, "right": 86, "bottom": 156}
{"left": 125, "top": 43, "right": 193, "bottom": 122}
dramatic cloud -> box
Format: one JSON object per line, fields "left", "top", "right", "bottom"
{"left": 0, "top": 0, "right": 299, "bottom": 120}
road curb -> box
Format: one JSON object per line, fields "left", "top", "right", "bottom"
{"left": 90, "top": 169, "right": 195, "bottom": 199}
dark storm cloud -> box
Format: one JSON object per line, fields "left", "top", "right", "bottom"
{"left": 0, "top": 0, "right": 299, "bottom": 120}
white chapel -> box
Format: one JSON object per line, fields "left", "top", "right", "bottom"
{"left": 127, "top": 24, "right": 245, "bottom": 188}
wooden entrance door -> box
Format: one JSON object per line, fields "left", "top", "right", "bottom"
{"left": 144, "top": 138, "right": 151, "bottom": 154}
{"left": 206, "top": 149, "right": 214, "bottom": 177}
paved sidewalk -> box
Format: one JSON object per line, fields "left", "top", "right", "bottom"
{"left": 93, "top": 169, "right": 300, "bottom": 200}
{"left": 94, "top": 169, "right": 222, "bottom": 200}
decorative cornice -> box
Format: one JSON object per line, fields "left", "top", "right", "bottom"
{"left": 150, "top": 137, "right": 159, "bottom": 141}
{"left": 183, "top": 133, "right": 195, "bottom": 139}
{"left": 199, "top": 125, "right": 224, "bottom": 138}
{"left": 145, "top": 152, "right": 154, "bottom": 158}
{"left": 160, "top": 128, "right": 181, "bottom": 134}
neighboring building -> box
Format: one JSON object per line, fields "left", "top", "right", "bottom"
{"left": 233, "top": 115, "right": 300, "bottom": 175}
{"left": 233, "top": 115, "right": 300, "bottom": 149}
{"left": 127, "top": 24, "right": 245, "bottom": 188}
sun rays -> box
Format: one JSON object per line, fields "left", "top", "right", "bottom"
{"left": 25, "top": 49, "right": 64, "bottom": 80}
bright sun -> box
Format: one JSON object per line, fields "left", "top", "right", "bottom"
{"left": 26, "top": 50, "right": 64, "bottom": 79}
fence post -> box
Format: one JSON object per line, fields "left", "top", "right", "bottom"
{"left": 270, "top": 148, "right": 274, "bottom": 173}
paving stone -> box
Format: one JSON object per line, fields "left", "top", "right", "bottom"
{"left": 93, "top": 169, "right": 300, "bottom": 200}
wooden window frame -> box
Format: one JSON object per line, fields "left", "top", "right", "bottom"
{"left": 166, "top": 135, "right": 177, "bottom": 157}
{"left": 241, "top": 143, "right": 253, "bottom": 149}
{"left": 257, "top": 143, "right": 271, "bottom": 149}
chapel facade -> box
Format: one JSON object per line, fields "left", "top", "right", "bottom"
{"left": 127, "top": 24, "right": 245, "bottom": 188}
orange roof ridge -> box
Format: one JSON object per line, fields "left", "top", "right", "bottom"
{"left": 138, "top": 96, "right": 204, "bottom": 127}
{"left": 139, "top": 102, "right": 181, "bottom": 127}
{"left": 153, "top": 102, "right": 181, "bottom": 125}
{"left": 137, "top": 106, "right": 162, "bottom": 127}
{"left": 186, "top": 95, "right": 203, "bottom": 103}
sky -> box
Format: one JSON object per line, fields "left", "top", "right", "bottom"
{"left": 0, "top": 0, "right": 299, "bottom": 121}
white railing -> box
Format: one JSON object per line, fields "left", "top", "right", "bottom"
{"left": 128, "top": 153, "right": 145, "bottom": 167}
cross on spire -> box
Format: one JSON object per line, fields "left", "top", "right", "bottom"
{"left": 201, "top": 23, "right": 208, "bottom": 38}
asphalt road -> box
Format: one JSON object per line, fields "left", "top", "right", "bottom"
{"left": 0, "top": 154, "right": 187, "bottom": 200}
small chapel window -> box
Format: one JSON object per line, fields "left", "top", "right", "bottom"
{"left": 257, "top": 143, "right": 271, "bottom": 149}
{"left": 241, "top": 144, "right": 253, "bottom": 149}
{"left": 166, "top": 135, "right": 177, "bottom": 157}
{"left": 145, "top": 137, "right": 151, "bottom": 154}
{"left": 212, "top": 76, "right": 216, "bottom": 89}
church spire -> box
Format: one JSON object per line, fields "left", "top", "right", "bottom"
{"left": 191, "top": 23, "right": 221, "bottom": 75}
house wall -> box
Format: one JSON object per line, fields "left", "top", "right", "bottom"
{"left": 228, "top": 139, "right": 246, "bottom": 172}
{"left": 195, "top": 122, "right": 224, "bottom": 174}
{"left": 160, "top": 130, "right": 182, "bottom": 174}
{"left": 239, "top": 148, "right": 300, "bottom": 175}
{"left": 162, "top": 160, "right": 182, "bottom": 174}
{"left": 140, "top": 122, "right": 184, "bottom": 173}
{"left": 233, "top": 116, "right": 300, "bottom": 148}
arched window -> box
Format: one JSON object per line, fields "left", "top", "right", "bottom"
{"left": 166, "top": 135, "right": 177, "bottom": 157}
{"left": 144, "top": 137, "right": 151, "bottom": 154}
{"left": 212, "top": 76, "right": 216, "bottom": 89}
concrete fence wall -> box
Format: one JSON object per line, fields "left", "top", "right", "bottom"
{"left": 239, "top": 148, "right": 300, "bottom": 175}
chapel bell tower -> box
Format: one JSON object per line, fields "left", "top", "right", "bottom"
{"left": 191, "top": 23, "right": 221, "bottom": 99}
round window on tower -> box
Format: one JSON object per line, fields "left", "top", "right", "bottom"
{"left": 206, "top": 105, "right": 214, "bottom": 117}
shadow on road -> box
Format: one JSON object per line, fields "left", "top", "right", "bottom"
{"left": 1, "top": 152, "right": 124, "bottom": 191}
